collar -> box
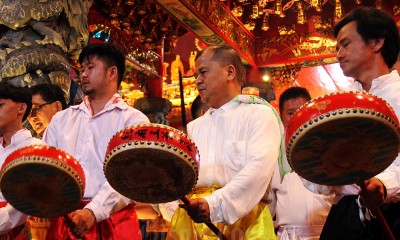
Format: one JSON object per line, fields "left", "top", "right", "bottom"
{"left": 207, "top": 98, "right": 240, "bottom": 115}
{"left": 370, "top": 70, "right": 399, "bottom": 92}
{"left": 0, "top": 129, "right": 32, "bottom": 149}
{"left": 77, "top": 93, "right": 127, "bottom": 116}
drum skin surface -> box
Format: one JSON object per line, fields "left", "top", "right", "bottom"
{"left": 0, "top": 145, "right": 85, "bottom": 218}
{"left": 285, "top": 91, "right": 400, "bottom": 185}
{"left": 104, "top": 123, "right": 200, "bottom": 203}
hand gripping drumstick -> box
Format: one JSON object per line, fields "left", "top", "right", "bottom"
{"left": 181, "top": 196, "right": 228, "bottom": 240}
{"left": 358, "top": 181, "right": 395, "bottom": 240}
{"left": 64, "top": 215, "right": 87, "bottom": 240}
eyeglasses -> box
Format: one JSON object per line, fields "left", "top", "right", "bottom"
{"left": 29, "top": 102, "right": 54, "bottom": 116}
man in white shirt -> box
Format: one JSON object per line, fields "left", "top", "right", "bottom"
{"left": 271, "top": 86, "right": 334, "bottom": 239}
{"left": 167, "top": 45, "right": 281, "bottom": 239}
{"left": 305, "top": 7, "right": 400, "bottom": 239}
{"left": 0, "top": 82, "right": 43, "bottom": 238}
{"left": 43, "top": 43, "right": 150, "bottom": 239}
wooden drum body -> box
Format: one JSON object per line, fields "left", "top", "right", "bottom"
{"left": 0, "top": 145, "right": 85, "bottom": 218}
{"left": 285, "top": 91, "right": 400, "bottom": 185}
{"left": 104, "top": 123, "right": 200, "bottom": 203}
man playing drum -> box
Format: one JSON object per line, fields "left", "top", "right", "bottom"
{"left": 270, "top": 86, "right": 334, "bottom": 239}
{"left": 0, "top": 82, "right": 43, "bottom": 238}
{"left": 303, "top": 7, "right": 400, "bottom": 239}
{"left": 43, "top": 43, "right": 150, "bottom": 239}
{"left": 167, "top": 45, "right": 282, "bottom": 239}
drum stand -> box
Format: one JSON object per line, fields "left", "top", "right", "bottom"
{"left": 182, "top": 197, "right": 228, "bottom": 240}
{"left": 359, "top": 181, "right": 395, "bottom": 240}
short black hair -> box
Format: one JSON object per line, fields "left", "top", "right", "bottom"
{"left": 0, "top": 81, "right": 32, "bottom": 122}
{"left": 334, "top": 7, "right": 400, "bottom": 68}
{"left": 196, "top": 45, "right": 245, "bottom": 85}
{"left": 30, "top": 84, "right": 69, "bottom": 110}
{"left": 279, "top": 86, "right": 311, "bottom": 114}
{"left": 191, "top": 95, "right": 209, "bottom": 119}
{"left": 79, "top": 43, "right": 126, "bottom": 88}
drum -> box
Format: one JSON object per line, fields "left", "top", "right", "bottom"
{"left": 285, "top": 91, "right": 400, "bottom": 185}
{"left": 104, "top": 123, "right": 200, "bottom": 203}
{"left": 0, "top": 145, "right": 85, "bottom": 218}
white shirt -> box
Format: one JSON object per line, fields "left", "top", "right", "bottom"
{"left": 187, "top": 99, "right": 281, "bottom": 225}
{"left": 43, "top": 94, "right": 150, "bottom": 221}
{"left": 303, "top": 70, "right": 400, "bottom": 203}
{"left": 0, "top": 129, "right": 43, "bottom": 234}
{"left": 271, "top": 170, "right": 334, "bottom": 238}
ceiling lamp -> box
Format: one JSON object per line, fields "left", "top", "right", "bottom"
{"left": 355, "top": 0, "right": 362, "bottom": 4}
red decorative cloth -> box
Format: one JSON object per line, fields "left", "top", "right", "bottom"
{"left": 45, "top": 203, "right": 141, "bottom": 240}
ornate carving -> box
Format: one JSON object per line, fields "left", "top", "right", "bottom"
{"left": 0, "top": 0, "right": 93, "bottom": 96}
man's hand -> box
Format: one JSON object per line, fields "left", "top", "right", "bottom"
{"left": 70, "top": 208, "right": 96, "bottom": 237}
{"left": 179, "top": 198, "right": 211, "bottom": 223}
{"left": 358, "top": 177, "right": 386, "bottom": 209}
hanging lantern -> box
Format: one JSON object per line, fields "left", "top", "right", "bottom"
{"left": 334, "top": 0, "right": 343, "bottom": 23}
{"left": 261, "top": 13, "right": 269, "bottom": 31}
{"left": 244, "top": 20, "right": 256, "bottom": 31}
{"left": 251, "top": 4, "right": 259, "bottom": 19}
{"left": 376, "top": 0, "right": 383, "bottom": 9}
{"left": 297, "top": 3, "right": 306, "bottom": 24}
{"left": 275, "top": 0, "right": 283, "bottom": 15}
{"left": 232, "top": 6, "right": 244, "bottom": 17}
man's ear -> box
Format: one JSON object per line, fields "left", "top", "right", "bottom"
{"left": 19, "top": 103, "right": 27, "bottom": 116}
{"left": 227, "top": 65, "right": 236, "bottom": 82}
{"left": 372, "top": 38, "right": 385, "bottom": 52}
{"left": 109, "top": 66, "right": 118, "bottom": 80}
{"left": 54, "top": 101, "right": 62, "bottom": 111}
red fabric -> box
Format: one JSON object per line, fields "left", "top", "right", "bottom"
{"left": 45, "top": 203, "right": 141, "bottom": 240}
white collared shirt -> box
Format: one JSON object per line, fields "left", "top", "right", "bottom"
{"left": 187, "top": 99, "right": 281, "bottom": 225}
{"left": 43, "top": 94, "right": 150, "bottom": 221}
{"left": 0, "top": 129, "right": 43, "bottom": 234}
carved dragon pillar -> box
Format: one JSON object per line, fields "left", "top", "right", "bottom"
{"left": 0, "top": 0, "right": 93, "bottom": 96}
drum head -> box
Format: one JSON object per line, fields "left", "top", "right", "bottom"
{"left": 288, "top": 116, "right": 400, "bottom": 185}
{"left": 0, "top": 145, "right": 85, "bottom": 218}
{"left": 105, "top": 146, "right": 197, "bottom": 203}
{"left": 286, "top": 92, "right": 400, "bottom": 186}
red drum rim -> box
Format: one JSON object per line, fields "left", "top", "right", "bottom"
{"left": 285, "top": 91, "right": 400, "bottom": 185}
{"left": 286, "top": 91, "right": 399, "bottom": 147}
{"left": 0, "top": 145, "right": 85, "bottom": 218}
{"left": 104, "top": 123, "right": 200, "bottom": 203}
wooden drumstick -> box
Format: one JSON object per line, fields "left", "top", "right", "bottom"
{"left": 181, "top": 196, "right": 228, "bottom": 240}
{"left": 358, "top": 181, "right": 395, "bottom": 240}
{"left": 64, "top": 215, "right": 87, "bottom": 240}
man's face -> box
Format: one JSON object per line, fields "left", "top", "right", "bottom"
{"left": 281, "top": 97, "right": 309, "bottom": 127}
{"left": 0, "top": 98, "right": 22, "bottom": 131}
{"left": 80, "top": 56, "right": 111, "bottom": 96}
{"left": 27, "top": 94, "right": 59, "bottom": 136}
{"left": 336, "top": 21, "right": 376, "bottom": 80}
{"left": 194, "top": 50, "right": 231, "bottom": 108}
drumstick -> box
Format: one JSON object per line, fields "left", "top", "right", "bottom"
{"left": 64, "top": 215, "right": 87, "bottom": 240}
{"left": 181, "top": 196, "right": 228, "bottom": 240}
{"left": 358, "top": 181, "right": 395, "bottom": 240}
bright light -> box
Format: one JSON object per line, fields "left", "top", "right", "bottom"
{"left": 262, "top": 75, "right": 270, "bottom": 82}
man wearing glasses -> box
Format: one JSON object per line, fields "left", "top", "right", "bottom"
{"left": 27, "top": 84, "right": 68, "bottom": 138}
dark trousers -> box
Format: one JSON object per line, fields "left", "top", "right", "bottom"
{"left": 321, "top": 195, "right": 400, "bottom": 240}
